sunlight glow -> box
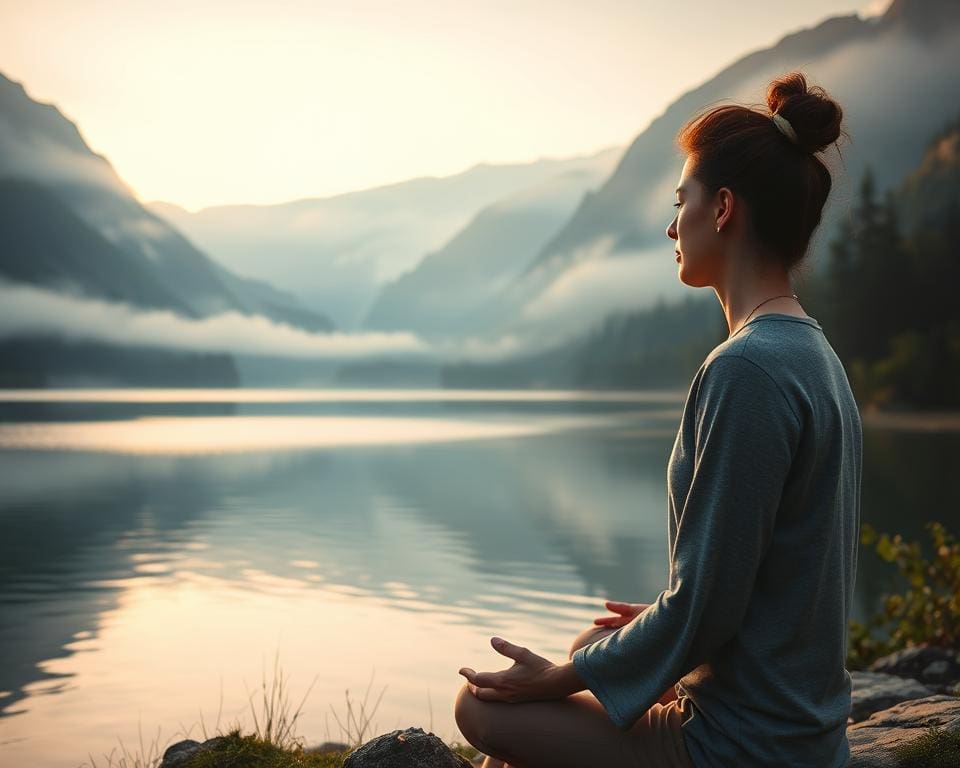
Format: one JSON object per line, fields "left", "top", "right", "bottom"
{"left": 0, "top": 414, "right": 618, "bottom": 454}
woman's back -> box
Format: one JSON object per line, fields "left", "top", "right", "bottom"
{"left": 673, "top": 314, "right": 862, "bottom": 767}
{"left": 572, "top": 313, "right": 861, "bottom": 767}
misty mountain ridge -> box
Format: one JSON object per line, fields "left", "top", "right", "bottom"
{"left": 452, "top": 0, "right": 960, "bottom": 350}
{"left": 441, "top": 108, "right": 960, "bottom": 392}
{"left": 152, "top": 146, "right": 622, "bottom": 329}
{"left": 361, "top": 154, "right": 621, "bottom": 337}
{"left": 3, "top": 0, "right": 958, "bottom": 387}
{"left": 0, "top": 72, "right": 333, "bottom": 333}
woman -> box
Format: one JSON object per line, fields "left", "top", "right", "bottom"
{"left": 454, "top": 72, "right": 862, "bottom": 768}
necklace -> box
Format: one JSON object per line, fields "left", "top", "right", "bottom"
{"left": 730, "top": 294, "right": 799, "bottom": 337}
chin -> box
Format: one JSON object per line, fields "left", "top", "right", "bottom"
{"left": 677, "top": 266, "right": 710, "bottom": 289}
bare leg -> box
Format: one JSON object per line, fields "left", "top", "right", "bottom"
{"left": 474, "top": 627, "right": 626, "bottom": 767}
{"left": 454, "top": 623, "right": 686, "bottom": 768}
{"left": 454, "top": 683, "right": 691, "bottom": 768}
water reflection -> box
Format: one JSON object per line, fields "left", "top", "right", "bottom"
{"left": 0, "top": 392, "right": 958, "bottom": 766}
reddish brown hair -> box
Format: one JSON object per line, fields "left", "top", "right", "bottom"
{"left": 678, "top": 72, "right": 845, "bottom": 270}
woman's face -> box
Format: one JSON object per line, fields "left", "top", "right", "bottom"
{"left": 666, "top": 156, "right": 721, "bottom": 288}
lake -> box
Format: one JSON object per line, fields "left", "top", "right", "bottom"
{"left": 1, "top": 389, "right": 959, "bottom": 767}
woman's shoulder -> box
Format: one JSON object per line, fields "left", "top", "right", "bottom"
{"left": 697, "top": 315, "right": 851, "bottom": 419}
{"left": 705, "top": 315, "right": 830, "bottom": 375}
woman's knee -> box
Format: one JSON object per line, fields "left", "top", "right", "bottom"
{"left": 454, "top": 683, "right": 497, "bottom": 755}
{"left": 567, "top": 625, "right": 618, "bottom": 660}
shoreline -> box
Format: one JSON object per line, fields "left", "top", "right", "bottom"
{"left": 861, "top": 410, "right": 960, "bottom": 433}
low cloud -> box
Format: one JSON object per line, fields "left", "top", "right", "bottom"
{"left": 0, "top": 281, "right": 431, "bottom": 360}
{"left": 434, "top": 333, "right": 532, "bottom": 363}
{"left": 519, "top": 245, "right": 689, "bottom": 342}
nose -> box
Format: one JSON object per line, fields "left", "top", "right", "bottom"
{"left": 666, "top": 215, "right": 678, "bottom": 241}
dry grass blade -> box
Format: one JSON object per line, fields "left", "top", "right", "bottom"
{"left": 242, "top": 649, "right": 319, "bottom": 749}
{"left": 327, "top": 668, "right": 387, "bottom": 747}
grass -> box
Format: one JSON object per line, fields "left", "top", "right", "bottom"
{"left": 892, "top": 727, "right": 960, "bottom": 768}
{"left": 244, "top": 651, "right": 319, "bottom": 749}
{"left": 323, "top": 668, "right": 386, "bottom": 749}
{"left": 180, "top": 730, "right": 345, "bottom": 767}
{"left": 81, "top": 719, "right": 166, "bottom": 768}
{"left": 79, "top": 653, "right": 478, "bottom": 768}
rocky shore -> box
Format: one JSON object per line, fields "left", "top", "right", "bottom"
{"left": 159, "top": 646, "right": 960, "bottom": 768}
{"left": 847, "top": 646, "right": 960, "bottom": 766}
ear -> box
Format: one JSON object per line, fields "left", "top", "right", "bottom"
{"left": 715, "top": 187, "right": 734, "bottom": 233}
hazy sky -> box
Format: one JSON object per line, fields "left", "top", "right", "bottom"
{"left": 1, "top": 0, "right": 882, "bottom": 211}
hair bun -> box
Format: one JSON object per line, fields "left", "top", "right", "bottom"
{"left": 766, "top": 72, "right": 843, "bottom": 153}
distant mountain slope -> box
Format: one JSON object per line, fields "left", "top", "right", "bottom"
{"left": 0, "top": 178, "right": 191, "bottom": 313}
{"left": 151, "top": 147, "right": 621, "bottom": 329}
{"left": 474, "top": 0, "right": 960, "bottom": 345}
{"left": 362, "top": 153, "right": 620, "bottom": 337}
{"left": 898, "top": 113, "right": 960, "bottom": 231}
{"left": 0, "top": 72, "right": 333, "bottom": 332}
{"left": 441, "top": 99, "right": 960, "bottom": 393}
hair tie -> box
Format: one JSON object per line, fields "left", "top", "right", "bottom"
{"left": 771, "top": 113, "right": 799, "bottom": 145}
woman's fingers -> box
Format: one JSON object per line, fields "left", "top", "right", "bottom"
{"left": 459, "top": 667, "right": 503, "bottom": 689}
{"left": 603, "top": 600, "right": 650, "bottom": 617}
{"left": 470, "top": 685, "right": 511, "bottom": 702}
{"left": 594, "top": 600, "right": 651, "bottom": 626}
{"left": 593, "top": 615, "right": 629, "bottom": 627}
{"left": 458, "top": 666, "right": 518, "bottom": 703}
{"left": 489, "top": 636, "right": 530, "bottom": 662}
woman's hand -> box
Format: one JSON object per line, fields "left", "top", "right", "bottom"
{"left": 458, "top": 637, "right": 580, "bottom": 703}
{"left": 592, "top": 600, "right": 650, "bottom": 628}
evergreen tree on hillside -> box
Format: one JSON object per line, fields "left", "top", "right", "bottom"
{"left": 822, "top": 170, "right": 910, "bottom": 364}
{"left": 814, "top": 155, "right": 960, "bottom": 407}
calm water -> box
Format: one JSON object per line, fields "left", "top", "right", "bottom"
{"left": 1, "top": 390, "right": 959, "bottom": 767}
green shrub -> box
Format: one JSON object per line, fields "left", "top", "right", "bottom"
{"left": 848, "top": 521, "right": 960, "bottom": 669}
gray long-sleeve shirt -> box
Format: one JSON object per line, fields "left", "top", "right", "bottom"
{"left": 572, "top": 314, "right": 862, "bottom": 768}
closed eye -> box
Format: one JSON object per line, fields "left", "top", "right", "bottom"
{"left": 673, "top": 203, "right": 681, "bottom": 209}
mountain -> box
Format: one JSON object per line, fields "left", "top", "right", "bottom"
{"left": 362, "top": 150, "right": 621, "bottom": 337}
{"left": 0, "top": 72, "right": 333, "bottom": 332}
{"left": 0, "top": 178, "right": 191, "bottom": 312}
{"left": 898, "top": 113, "right": 960, "bottom": 232}
{"left": 150, "top": 147, "right": 621, "bottom": 329}
{"left": 465, "top": 0, "right": 960, "bottom": 346}
{"left": 442, "top": 105, "right": 960, "bottom": 394}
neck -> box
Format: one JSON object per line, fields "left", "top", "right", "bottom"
{"left": 713, "top": 252, "right": 797, "bottom": 336}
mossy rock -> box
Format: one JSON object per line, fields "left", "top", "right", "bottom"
{"left": 162, "top": 730, "right": 349, "bottom": 767}
{"left": 893, "top": 727, "right": 960, "bottom": 768}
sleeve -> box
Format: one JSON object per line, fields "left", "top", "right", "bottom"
{"left": 571, "top": 354, "right": 801, "bottom": 729}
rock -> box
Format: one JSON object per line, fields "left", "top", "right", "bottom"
{"left": 849, "top": 671, "right": 935, "bottom": 723}
{"left": 158, "top": 736, "right": 229, "bottom": 768}
{"left": 848, "top": 695, "right": 960, "bottom": 767}
{"left": 342, "top": 727, "right": 471, "bottom": 768}
{"left": 869, "top": 646, "right": 960, "bottom": 693}
{"left": 159, "top": 739, "right": 201, "bottom": 768}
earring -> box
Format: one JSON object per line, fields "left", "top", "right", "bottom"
{"left": 716, "top": 226, "right": 721, "bottom": 233}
